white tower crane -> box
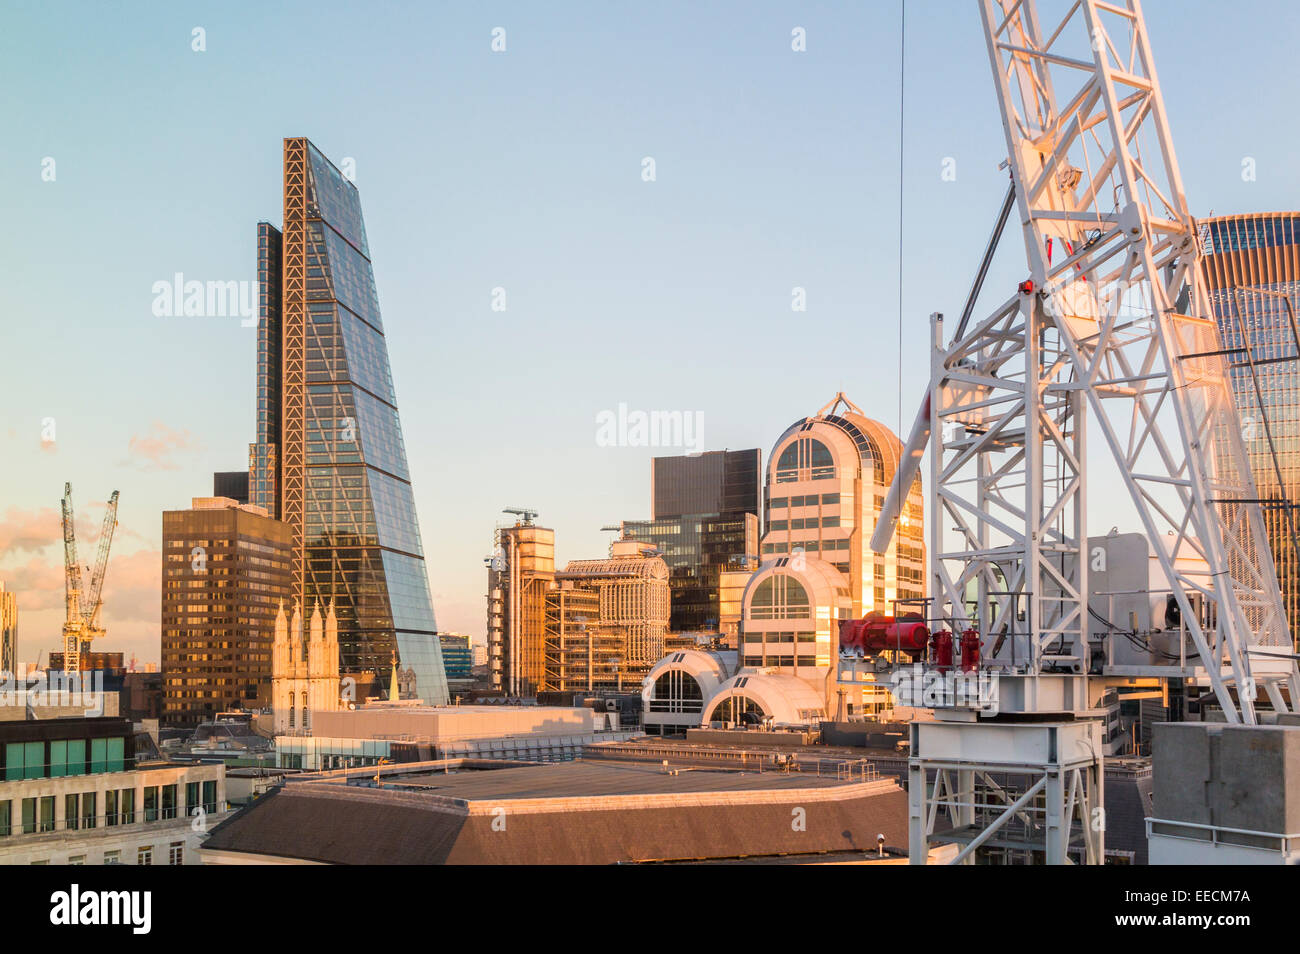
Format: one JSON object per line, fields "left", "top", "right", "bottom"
{"left": 60, "top": 483, "right": 120, "bottom": 672}
{"left": 869, "top": 0, "right": 1300, "bottom": 863}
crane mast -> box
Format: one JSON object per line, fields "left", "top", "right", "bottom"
{"left": 878, "top": 0, "right": 1300, "bottom": 864}
{"left": 59, "top": 483, "right": 120, "bottom": 673}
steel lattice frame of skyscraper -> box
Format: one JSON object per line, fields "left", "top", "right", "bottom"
{"left": 1202, "top": 212, "right": 1300, "bottom": 643}
{"left": 249, "top": 138, "right": 449, "bottom": 704}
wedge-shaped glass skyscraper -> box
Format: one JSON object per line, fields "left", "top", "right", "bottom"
{"left": 250, "top": 138, "right": 448, "bottom": 704}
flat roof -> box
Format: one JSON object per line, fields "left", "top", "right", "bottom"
{"left": 363, "top": 758, "right": 855, "bottom": 800}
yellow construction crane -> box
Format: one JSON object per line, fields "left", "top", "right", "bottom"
{"left": 60, "top": 482, "right": 120, "bottom": 672}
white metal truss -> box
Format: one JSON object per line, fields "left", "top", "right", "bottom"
{"left": 923, "top": 0, "right": 1299, "bottom": 725}
{"left": 908, "top": 721, "right": 1105, "bottom": 865}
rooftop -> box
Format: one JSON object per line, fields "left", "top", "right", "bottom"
{"left": 202, "top": 757, "right": 908, "bottom": 865}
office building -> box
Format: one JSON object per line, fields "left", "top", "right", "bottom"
{"left": 161, "top": 497, "right": 292, "bottom": 727}
{"left": 213, "top": 471, "right": 250, "bottom": 505}
{"left": 438, "top": 634, "right": 472, "bottom": 680}
{"left": 621, "top": 448, "right": 761, "bottom": 633}
{"left": 643, "top": 393, "right": 925, "bottom": 727}
{"left": 0, "top": 716, "right": 226, "bottom": 865}
{"left": 273, "top": 703, "right": 630, "bottom": 770}
{"left": 758, "top": 393, "right": 924, "bottom": 615}
{"left": 542, "top": 541, "right": 671, "bottom": 691}
{"left": 247, "top": 138, "right": 449, "bottom": 704}
{"left": 1201, "top": 212, "right": 1300, "bottom": 636}
{"left": 486, "top": 519, "right": 556, "bottom": 695}
{"left": 651, "top": 448, "right": 761, "bottom": 520}
{"left": 0, "top": 584, "right": 15, "bottom": 677}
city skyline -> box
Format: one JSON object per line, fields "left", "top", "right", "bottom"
{"left": 2, "top": 0, "right": 1300, "bottom": 665}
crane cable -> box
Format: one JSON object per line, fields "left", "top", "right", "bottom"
{"left": 897, "top": 0, "right": 906, "bottom": 452}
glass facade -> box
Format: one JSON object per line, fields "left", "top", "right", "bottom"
{"left": 251, "top": 139, "right": 448, "bottom": 703}
{"left": 652, "top": 449, "right": 760, "bottom": 520}
{"left": 622, "top": 513, "right": 759, "bottom": 632}
{"left": 1203, "top": 213, "right": 1300, "bottom": 638}
{"left": 626, "top": 449, "right": 762, "bottom": 635}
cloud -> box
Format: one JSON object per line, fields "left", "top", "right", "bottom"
{"left": 0, "top": 506, "right": 62, "bottom": 554}
{"left": 0, "top": 501, "right": 146, "bottom": 556}
{"left": 1, "top": 549, "right": 161, "bottom": 666}
{"left": 1, "top": 556, "right": 65, "bottom": 610}
{"left": 126, "top": 420, "right": 202, "bottom": 472}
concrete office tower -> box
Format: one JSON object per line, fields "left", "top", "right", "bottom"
{"left": 248, "top": 138, "right": 448, "bottom": 704}
{"left": 621, "top": 448, "right": 761, "bottom": 633}
{"left": 161, "top": 498, "right": 292, "bottom": 727}
{"left": 0, "top": 583, "right": 15, "bottom": 677}
{"left": 758, "top": 393, "right": 924, "bottom": 617}
{"left": 487, "top": 520, "right": 556, "bottom": 695}
{"left": 1201, "top": 213, "right": 1300, "bottom": 636}
{"left": 741, "top": 393, "right": 923, "bottom": 719}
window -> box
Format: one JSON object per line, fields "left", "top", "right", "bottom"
{"left": 66, "top": 739, "right": 86, "bottom": 776}
{"left": 104, "top": 850, "right": 121, "bottom": 865}
{"left": 708, "top": 695, "right": 766, "bottom": 725}
{"left": 186, "top": 782, "right": 199, "bottom": 818}
{"left": 138, "top": 846, "right": 153, "bottom": 866}
{"left": 82, "top": 792, "right": 97, "bottom": 830}
{"left": 90, "top": 738, "right": 107, "bottom": 775}
{"left": 0, "top": 801, "right": 9, "bottom": 836}
{"left": 49, "top": 740, "right": 68, "bottom": 778}
{"left": 749, "top": 574, "right": 812, "bottom": 620}
{"left": 775, "top": 438, "right": 835, "bottom": 482}
{"left": 21, "top": 798, "right": 35, "bottom": 834}
{"left": 161, "top": 785, "right": 177, "bottom": 820}
{"left": 68, "top": 855, "right": 85, "bottom": 865}
{"left": 64, "top": 794, "right": 79, "bottom": 831}
{"left": 168, "top": 841, "right": 184, "bottom": 866}
{"left": 39, "top": 796, "right": 54, "bottom": 833}
{"left": 105, "top": 789, "right": 118, "bottom": 827}
{"left": 106, "top": 737, "right": 126, "bottom": 773}
{"left": 6, "top": 741, "right": 45, "bottom": 781}
{"left": 649, "top": 670, "right": 704, "bottom": 713}
{"left": 202, "top": 780, "right": 218, "bottom": 814}
{"left": 144, "top": 786, "right": 158, "bottom": 822}
{"left": 120, "top": 789, "right": 136, "bottom": 825}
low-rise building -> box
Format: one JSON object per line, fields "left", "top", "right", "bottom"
{"left": 274, "top": 703, "right": 633, "bottom": 769}
{"left": 0, "top": 716, "right": 227, "bottom": 865}
{"left": 200, "top": 756, "right": 916, "bottom": 865}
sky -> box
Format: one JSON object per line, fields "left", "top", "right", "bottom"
{"left": 1, "top": 0, "right": 1297, "bottom": 667}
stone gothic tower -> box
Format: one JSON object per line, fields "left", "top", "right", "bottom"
{"left": 271, "top": 599, "right": 342, "bottom": 734}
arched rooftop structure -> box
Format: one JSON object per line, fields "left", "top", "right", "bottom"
{"left": 703, "top": 671, "right": 829, "bottom": 728}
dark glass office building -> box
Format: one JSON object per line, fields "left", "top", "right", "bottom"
{"left": 248, "top": 138, "right": 448, "bottom": 704}
{"left": 623, "top": 449, "right": 762, "bottom": 633}
{"left": 652, "top": 449, "right": 761, "bottom": 520}
{"left": 213, "top": 471, "right": 250, "bottom": 504}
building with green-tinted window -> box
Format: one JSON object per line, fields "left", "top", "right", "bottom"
{"left": 0, "top": 716, "right": 225, "bottom": 865}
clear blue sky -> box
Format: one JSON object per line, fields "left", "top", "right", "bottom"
{"left": 1, "top": 0, "right": 1297, "bottom": 664}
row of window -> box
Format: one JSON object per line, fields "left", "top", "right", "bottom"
{"left": 4, "top": 738, "right": 126, "bottom": 781}
{"left": 0, "top": 782, "right": 217, "bottom": 837}
{"left": 32, "top": 842, "right": 184, "bottom": 866}
{"left": 770, "top": 493, "right": 841, "bottom": 509}
{"left": 761, "top": 538, "right": 853, "bottom": 554}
